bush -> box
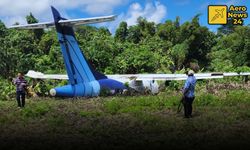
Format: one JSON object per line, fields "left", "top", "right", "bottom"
{"left": 32, "top": 79, "right": 67, "bottom": 96}
{"left": 0, "top": 79, "right": 16, "bottom": 100}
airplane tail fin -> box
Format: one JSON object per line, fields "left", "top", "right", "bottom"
{"left": 51, "top": 6, "right": 106, "bottom": 85}
{"left": 51, "top": 6, "right": 62, "bottom": 22}
{"left": 9, "top": 6, "right": 117, "bottom": 97}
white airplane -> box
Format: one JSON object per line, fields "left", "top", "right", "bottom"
{"left": 9, "top": 6, "right": 250, "bottom": 97}
{"left": 25, "top": 70, "right": 250, "bottom": 96}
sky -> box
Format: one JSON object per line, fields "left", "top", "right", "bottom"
{"left": 0, "top": 0, "right": 249, "bottom": 33}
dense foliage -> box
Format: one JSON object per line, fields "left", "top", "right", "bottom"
{"left": 0, "top": 13, "right": 250, "bottom": 98}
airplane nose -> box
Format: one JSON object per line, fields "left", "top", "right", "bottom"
{"left": 50, "top": 88, "right": 56, "bottom": 96}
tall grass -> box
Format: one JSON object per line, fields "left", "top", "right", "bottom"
{"left": 0, "top": 89, "right": 250, "bottom": 149}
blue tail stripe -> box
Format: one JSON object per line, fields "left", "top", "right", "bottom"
{"left": 53, "top": 17, "right": 97, "bottom": 85}
{"left": 51, "top": 6, "right": 126, "bottom": 97}
{"left": 57, "top": 33, "right": 76, "bottom": 84}
{"left": 65, "top": 35, "right": 96, "bottom": 82}
{"left": 57, "top": 32, "right": 96, "bottom": 84}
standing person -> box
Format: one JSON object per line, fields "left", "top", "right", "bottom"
{"left": 13, "top": 73, "right": 27, "bottom": 108}
{"left": 182, "top": 70, "right": 197, "bottom": 118}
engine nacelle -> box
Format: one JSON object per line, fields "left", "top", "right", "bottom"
{"left": 128, "top": 80, "right": 159, "bottom": 94}
{"left": 50, "top": 81, "right": 100, "bottom": 97}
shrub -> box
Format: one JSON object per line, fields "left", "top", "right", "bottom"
{"left": 0, "top": 79, "right": 16, "bottom": 100}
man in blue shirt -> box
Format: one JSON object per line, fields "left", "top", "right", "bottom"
{"left": 182, "top": 70, "right": 197, "bottom": 118}
{"left": 13, "top": 73, "right": 27, "bottom": 108}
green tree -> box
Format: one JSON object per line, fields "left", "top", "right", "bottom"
{"left": 127, "top": 25, "right": 142, "bottom": 44}
{"left": 114, "top": 21, "right": 128, "bottom": 42}
{"left": 157, "top": 20, "right": 176, "bottom": 43}
{"left": 26, "top": 13, "right": 44, "bottom": 40}
{"left": 137, "top": 17, "right": 156, "bottom": 37}
{"left": 0, "top": 21, "right": 10, "bottom": 78}
{"left": 176, "top": 15, "right": 216, "bottom": 69}
{"left": 171, "top": 42, "right": 189, "bottom": 71}
{"left": 209, "top": 26, "right": 250, "bottom": 71}
{"left": 38, "top": 30, "right": 57, "bottom": 55}
{"left": 217, "top": 19, "right": 236, "bottom": 35}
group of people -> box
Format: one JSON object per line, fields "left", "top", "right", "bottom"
{"left": 12, "top": 71, "right": 197, "bottom": 118}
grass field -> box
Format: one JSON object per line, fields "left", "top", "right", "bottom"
{"left": 0, "top": 88, "right": 250, "bottom": 150}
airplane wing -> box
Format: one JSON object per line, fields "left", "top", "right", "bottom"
{"left": 106, "top": 73, "right": 224, "bottom": 82}
{"left": 26, "top": 70, "right": 68, "bottom": 80}
{"left": 108, "top": 72, "right": 250, "bottom": 81}
{"left": 26, "top": 70, "right": 250, "bottom": 82}
{"left": 8, "top": 15, "right": 116, "bottom": 29}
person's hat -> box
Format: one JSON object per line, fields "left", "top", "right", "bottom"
{"left": 188, "top": 70, "right": 194, "bottom": 75}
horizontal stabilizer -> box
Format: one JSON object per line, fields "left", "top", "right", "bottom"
{"left": 8, "top": 21, "right": 55, "bottom": 29}
{"left": 59, "top": 15, "right": 116, "bottom": 26}
{"left": 8, "top": 15, "right": 116, "bottom": 29}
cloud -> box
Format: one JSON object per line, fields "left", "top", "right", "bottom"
{"left": 0, "top": 0, "right": 167, "bottom": 35}
{"left": 0, "top": 0, "right": 128, "bottom": 26}
{"left": 83, "top": 0, "right": 126, "bottom": 15}
{"left": 105, "top": 1, "right": 167, "bottom": 34}
{"left": 125, "top": 1, "right": 167, "bottom": 26}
